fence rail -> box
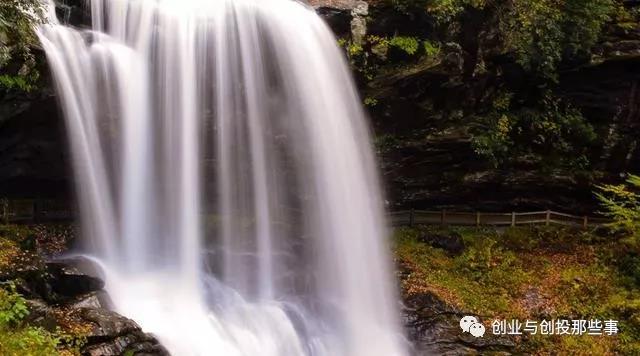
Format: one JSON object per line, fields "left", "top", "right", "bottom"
{"left": 388, "top": 209, "right": 611, "bottom": 228}
{"left": 0, "top": 199, "right": 74, "bottom": 224}
{"left": 0, "top": 199, "right": 612, "bottom": 228}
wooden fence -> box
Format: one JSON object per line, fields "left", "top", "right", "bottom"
{"left": 0, "top": 199, "right": 74, "bottom": 224}
{"left": 388, "top": 209, "right": 611, "bottom": 228}
{"left": 0, "top": 199, "right": 612, "bottom": 228}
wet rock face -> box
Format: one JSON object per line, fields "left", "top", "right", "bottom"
{"left": 54, "top": 0, "right": 91, "bottom": 27}
{"left": 3, "top": 0, "right": 638, "bottom": 212}
{"left": 0, "top": 0, "right": 88, "bottom": 200}
{"left": 9, "top": 256, "right": 170, "bottom": 356}
{"left": 403, "top": 292, "right": 517, "bottom": 355}
{"left": 313, "top": 1, "right": 640, "bottom": 212}
{"left": 308, "top": 0, "right": 363, "bottom": 10}
{"left": 0, "top": 87, "right": 71, "bottom": 199}
{"left": 310, "top": 0, "right": 369, "bottom": 41}
{"left": 81, "top": 308, "right": 170, "bottom": 356}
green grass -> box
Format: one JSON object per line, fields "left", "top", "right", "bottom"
{"left": 394, "top": 225, "right": 640, "bottom": 354}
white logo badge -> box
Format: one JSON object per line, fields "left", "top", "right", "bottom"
{"left": 460, "top": 316, "right": 485, "bottom": 337}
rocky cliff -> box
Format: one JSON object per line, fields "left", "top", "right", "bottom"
{"left": 2, "top": 0, "right": 640, "bottom": 213}
{"left": 311, "top": 0, "right": 640, "bottom": 213}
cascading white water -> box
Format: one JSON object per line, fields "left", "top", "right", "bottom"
{"left": 38, "top": 0, "right": 408, "bottom": 355}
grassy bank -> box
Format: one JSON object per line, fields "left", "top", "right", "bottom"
{"left": 394, "top": 225, "right": 640, "bottom": 354}
{"left": 0, "top": 224, "right": 84, "bottom": 356}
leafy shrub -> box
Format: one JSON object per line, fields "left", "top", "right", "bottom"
{"left": 363, "top": 97, "right": 378, "bottom": 107}
{"left": 596, "top": 174, "right": 640, "bottom": 246}
{"left": 562, "top": 0, "right": 616, "bottom": 59}
{"left": 0, "top": 224, "right": 37, "bottom": 249}
{"left": 386, "top": 0, "right": 615, "bottom": 80}
{"left": 422, "top": 40, "right": 440, "bottom": 58}
{"left": 0, "top": 0, "right": 46, "bottom": 92}
{"left": 617, "top": 253, "right": 640, "bottom": 288}
{"left": 503, "top": 0, "right": 615, "bottom": 79}
{"left": 389, "top": 36, "right": 420, "bottom": 55}
{"left": 0, "top": 283, "right": 61, "bottom": 356}
{"left": 0, "top": 283, "right": 29, "bottom": 325}
{"left": 472, "top": 92, "right": 595, "bottom": 168}
{"left": 387, "top": 0, "right": 475, "bottom": 23}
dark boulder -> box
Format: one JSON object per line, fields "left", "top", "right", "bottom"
{"left": 47, "top": 261, "right": 105, "bottom": 297}
{"left": 80, "top": 308, "right": 170, "bottom": 356}
{"left": 418, "top": 229, "right": 465, "bottom": 255}
{"left": 14, "top": 256, "right": 170, "bottom": 355}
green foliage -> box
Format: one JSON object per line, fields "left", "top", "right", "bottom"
{"left": 505, "top": 0, "right": 563, "bottom": 79}
{"left": 422, "top": 40, "right": 440, "bottom": 58}
{"left": 516, "top": 95, "right": 595, "bottom": 164}
{"left": 337, "top": 37, "right": 376, "bottom": 80}
{"left": 596, "top": 174, "right": 640, "bottom": 246}
{"left": 367, "top": 35, "right": 440, "bottom": 60}
{"left": 471, "top": 108, "right": 514, "bottom": 165}
{"left": 385, "top": 0, "right": 614, "bottom": 80}
{"left": 562, "top": 0, "right": 616, "bottom": 59}
{"left": 0, "top": 283, "right": 28, "bottom": 326}
{"left": 339, "top": 32, "right": 443, "bottom": 85}
{"left": 504, "top": 0, "right": 615, "bottom": 79}
{"left": 0, "top": 225, "right": 88, "bottom": 355}
{"left": 388, "top": 0, "right": 485, "bottom": 22}
{"left": 337, "top": 38, "right": 364, "bottom": 57}
{"left": 0, "top": 74, "right": 36, "bottom": 92}
{"left": 363, "top": 97, "right": 378, "bottom": 107}
{"left": 617, "top": 253, "right": 640, "bottom": 288}
{"left": 389, "top": 36, "right": 420, "bottom": 55}
{"left": 0, "top": 283, "right": 61, "bottom": 356}
{"left": 374, "top": 134, "right": 404, "bottom": 154}
{"left": 394, "top": 225, "right": 640, "bottom": 354}
{"left": 472, "top": 92, "right": 595, "bottom": 168}
{"left": 0, "top": 327, "right": 61, "bottom": 356}
{"left": 0, "top": 224, "right": 36, "bottom": 244}
{"left": 347, "top": 43, "right": 363, "bottom": 57}
{"left": 0, "top": 0, "right": 45, "bottom": 92}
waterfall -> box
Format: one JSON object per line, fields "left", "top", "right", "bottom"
{"left": 38, "top": 0, "right": 407, "bottom": 355}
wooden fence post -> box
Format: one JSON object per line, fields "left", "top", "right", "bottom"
{"left": 583, "top": 216, "right": 588, "bottom": 229}
{"left": 409, "top": 209, "right": 415, "bottom": 227}
{"left": 511, "top": 212, "right": 516, "bottom": 227}
{"left": 476, "top": 212, "right": 480, "bottom": 227}
{"left": 545, "top": 210, "right": 551, "bottom": 226}
{"left": 440, "top": 209, "right": 446, "bottom": 226}
{"left": 0, "top": 198, "right": 7, "bottom": 224}
{"left": 33, "top": 199, "right": 40, "bottom": 224}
